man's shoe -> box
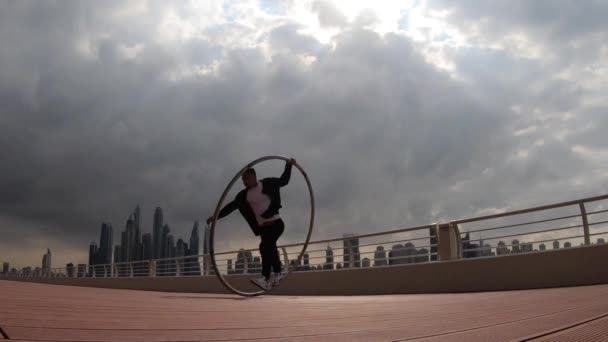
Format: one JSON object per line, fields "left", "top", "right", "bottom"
{"left": 251, "top": 277, "right": 271, "bottom": 291}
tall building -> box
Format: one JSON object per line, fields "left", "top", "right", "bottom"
{"left": 362, "top": 258, "right": 371, "bottom": 267}
{"left": 66, "top": 263, "right": 74, "bottom": 277}
{"left": 511, "top": 240, "right": 520, "bottom": 254}
{"left": 564, "top": 241, "right": 572, "bottom": 248}
{"left": 187, "top": 221, "right": 201, "bottom": 276}
{"left": 324, "top": 245, "right": 334, "bottom": 270}
{"left": 98, "top": 223, "right": 113, "bottom": 265}
{"left": 120, "top": 231, "right": 127, "bottom": 263}
{"left": 343, "top": 234, "right": 360, "bottom": 268}
{"left": 77, "top": 264, "right": 87, "bottom": 277}
{"left": 191, "top": 221, "right": 201, "bottom": 256}
{"left": 553, "top": 240, "right": 560, "bottom": 250}
{"left": 539, "top": 243, "right": 546, "bottom": 251}
{"left": 235, "top": 249, "right": 253, "bottom": 274}
{"left": 303, "top": 253, "right": 310, "bottom": 271}
{"left": 2, "top": 262, "right": 8, "bottom": 274}
{"left": 88, "top": 242, "right": 98, "bottom": 265}
{"left": 497, "top": 241, "right": 509, "bottom": 255}
{"left": 142, "top": 233, "right": 153, "bottom": 260}
{"left": 125, "top": 214, "right": 135, "bottom": 262}
{"left": 374, "top": 246, "right": 387, "bottom": 266}
{"left": 227, "top": 259, "right": 233, "bottom": 274}
{"left": 176, "top": 239, "right": 186, "bottom": 257}
{"left": 153, "top": 207, "right": 164, "bottom": 259}
{"left": 42, "top": 249, "right": 52, "bottom": 273}
{"left": 161, "top": 224, "right": 170, "bottom": 258}
{"left": 134, "top": 205, "right": 141, "bottom": 251}
{"left": 113, "top": 245, "right": 122, "bottom": 264}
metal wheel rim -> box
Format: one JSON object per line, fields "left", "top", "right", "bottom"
{"left": 209, "top": 155, "right": 315, "bottom": 297}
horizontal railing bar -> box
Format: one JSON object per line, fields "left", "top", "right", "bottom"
{"left": 587, "top": 208, "right": 608, "bottom": 216}
{"left": 453, "top": 194, "right": 608, "bottom": 225}
{"left": 460, "top": 213, "right": 583, "bottom": 235}
{"left": 463, "top": 224, "right": 584, "bottom": 243}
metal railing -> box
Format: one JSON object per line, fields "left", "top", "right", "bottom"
{"left": 3, "top": 194, "right": 608, "bottom": 280}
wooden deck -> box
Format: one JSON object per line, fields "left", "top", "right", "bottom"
{"left": 1, "top": 280, "right": 607, "bottom": 341}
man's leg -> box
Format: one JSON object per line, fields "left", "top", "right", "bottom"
{"left": 270, "top": 220, "right": 285, "bottom": 274}
{"left": 259, "top": 231, "right": 272, "bottom": 280}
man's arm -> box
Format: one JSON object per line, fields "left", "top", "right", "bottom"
{"left": 206, "top": 199, "right": 239, "bottom": 225}
{"left": 277, "top": 159, "right": 294, "bottom": 187}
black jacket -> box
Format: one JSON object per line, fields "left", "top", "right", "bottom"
{"left": 217, "top": 162, "right": 292, "bottom": 236}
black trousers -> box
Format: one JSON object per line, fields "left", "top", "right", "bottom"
{"left": 259, "top": 219, "right": 284, "bottom": 279}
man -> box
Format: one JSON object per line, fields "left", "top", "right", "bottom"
{"left": 207, "top": 158, "right": 295, "bottom": 290}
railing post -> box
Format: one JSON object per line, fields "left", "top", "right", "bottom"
{"left": 580, "top": 202, "right": 591, "bottom": 245}
{"left": 149, "top": 260, "right": 156, "bottom": 277}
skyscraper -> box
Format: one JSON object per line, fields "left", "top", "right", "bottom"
{"left": 343, "top": 234, "right": 360, "bottom": 268}
{"left": 142, "top": 233, "right": 153, "bottom": 260}
{"left": 303, "top": 253, "right": 310, "bottom": 271}
{"left": 114, "top": 245, "right": 122, "bottom": 264}
{"left": 99, "top": 223, "right": 113, "bottom": 265}
{"left": 191, "top": 221, "right": 201, "bottom": 256}
{"left": 125, "top": 214, "right": 135, "bottom": 262}
{"left": 161, "top": 224, "right": 170, "bottom": 258}
{"left": 374, "top": 246, "right": 387, "bottom": 266}
{"left": 324, "top": 245, "right": 334, "bottom": 270}
{"left": 42, "top": 249, "right": 52, "bottom": 273}
{"left": 88, "top": 242, "right": 98, "bottom": 266}
{"left": 2, "top": 262, "right": 8, "bottom": 274}
{"left": 497, "top": 241, "right": 509, "bottom": 255}
{"left": 511, "top": 240, "right": 520, "bottom": 254}
{"left": 153, "top": 207, "right": 163, "bottom": 259}
{"left": 132, "top": 205, "right": 142, "bottom": 262}
{"left": 187, "top": 221, "right": 201, "bottom": 276}
{"left": 66, "top": 263, "right": 74, "bottom": 277}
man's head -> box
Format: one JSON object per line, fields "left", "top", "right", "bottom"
{"left": 242, "top": 168, "right": 258, "bottom": 189}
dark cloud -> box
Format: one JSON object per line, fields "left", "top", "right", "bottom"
{"left": 1, "top": 1, "right": 607, "bottom": 268}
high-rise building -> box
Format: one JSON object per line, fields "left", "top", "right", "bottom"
{"left": 66, "top": 263, "right": 74, "bottom": 277}
{"left": 496, "top": 241, "right": 509, "bottom": 255}
{"left": 77, "top": 264, "right": 87, "bottom": 278}
{"left": 362, "top": 258, "right": 371, "bottom": 267}
{"left": 161, "top": 224, "right": 170, "bottom": 258}
{"left": 125, "top": 214, "right": 135, "bottom": 262}
{"left": 374, "top": 246, "right": 387, "bottom": 266}
{"left": 324, "top": 245, "right": 334, "bottom": 270}
{"left": 303, "top": 253, "right": 310, "bottom": 271}
{"left": 187, "top": 221, "right": 201, "bottom": 276}
{"left": 142, "top": 233, "right": 153, "bottom": 260}
{"left": 114, "top": 245, "right": 122, "bottom": 264}
{"left": 390, "top": 244, "right": 403, "bottom": 265}
{"left": 42, "top": 249, "right": 52, "bottom": 273}
{"left": 176, "top": 239, "right": 186, "bottom": 257}
{"left": 511, "top": 240, "right": 520, "bottom": 254}
{"left": 88, "top": 242, "right": 98, "bottom": 266}
{"left": 539, "top": 243, "right": 546, "bottom": 251}
{"left": 99, "top": 223, "right": 113, "bottom": 265}
{"left": 227, "top": 259, "right": 233, "bottom": 274}
{"left": 134, "top": 205, "right": 141, "bottom": 252}
{"left": 2, "top": 262, "right": 8, "bottom": 274}
{"left": 417, "top": 248, "right": 430, "bottom": 263}
{"left": 153, "top": 207, "right": 164, "bottom": 259}
{"left": 564, "top": 241, "right": 572, "bottom": 248}
{"left": 343, "top": 234, "right": 360, "bottom": 268}
{"left": 236, "top": 249, "right": 253, "bottom": 274}
{"left": 553, "top": 240, "right": 560, "bottom": 250}
{"left": 120, "top": 231, "right": 127, "bottom": 263}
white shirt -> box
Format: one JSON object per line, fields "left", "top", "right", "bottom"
{"left": 247, "top": 182, "right": 280, "bottom": 226}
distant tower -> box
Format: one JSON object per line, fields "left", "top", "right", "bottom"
{"left": 324, "top": 245, "right": 334, "bottom": 270}
{"left": 511, "top": 240, "right": 520, "bottom": 254}
{"left": 362, "top": 258, "right": 370, "bottom": 267}
{"left": 88, "top": 242, "right": 98, "bottom": 266}
{"left": 564, "top": 241, "right": 572, "bottom": 248}
{"left": 343, "top": 234, "right": 360, "bottom": 268}
{"left": 553, "top": 240, "right": 560, "bottom": 250}
{"left": 303, "top": 253, "right": 310, "bottom": 271}
{"left": 191, "top": 221, "right": 201, "bottom": 256}
{"left": 2, "top": 262, "right": 9, "bottom": 274}
{"left": 187, "top": 221, "right": 201, "bottom": 276}
{"left": 374, "top": 246, "right": 387, "bottom": 266}
{"left": 539, "top": 243, "right": 546, "bottom": 251}
{"left": 99, "top": 223, "right": 113, "bottom": 264}
{"left": 161, "top": 224, "right": 170, "bottom": 258}
{"left": 42, "top": 248, "right": 52, "bottom": 273}
{"left": 153, "top": 207, "right": 164, "bottom": 259}
{"left": 142, "top": 233, "right": 153, "bottom": 260}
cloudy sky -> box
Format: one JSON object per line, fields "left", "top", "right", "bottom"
{"left": 1, "top": 0, "right": 608, "bottom": 269}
